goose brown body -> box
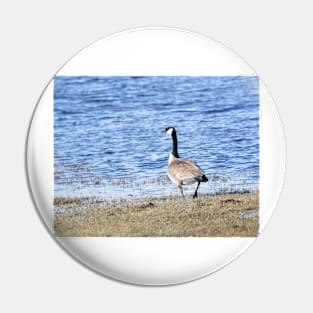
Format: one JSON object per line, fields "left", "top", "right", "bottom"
{"left": 167, "top": 154, "right": 207, "bottom": 186}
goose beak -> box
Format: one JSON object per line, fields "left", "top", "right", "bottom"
{"left": 161, "top": 129, "right": 166, "bottom": 133}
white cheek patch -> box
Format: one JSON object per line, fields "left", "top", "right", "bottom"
{"left": 166, "top": 128, "right": 173, "bottom": 135}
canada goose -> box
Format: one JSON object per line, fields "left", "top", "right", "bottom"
{"left": 163, "top": 127, "right": 208, "bottom": 198}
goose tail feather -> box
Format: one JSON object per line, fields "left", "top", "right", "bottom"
{"left": 201, "top": 175, "right": 208, "bottom": 182}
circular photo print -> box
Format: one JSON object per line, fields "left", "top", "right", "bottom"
{"left": 27, "top": 27, "right": 285, "bottom": 285}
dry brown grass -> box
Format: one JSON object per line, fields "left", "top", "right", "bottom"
{"left": 54, "top": 192, "right": 259, "bottom": 237}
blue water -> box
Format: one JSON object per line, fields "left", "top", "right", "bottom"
{"left": 54, "top": 76, "right": 259, "bottom": 200}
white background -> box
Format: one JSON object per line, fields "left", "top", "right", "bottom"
{"left": 0, "top": 0, "right": 312, "bottom": 312}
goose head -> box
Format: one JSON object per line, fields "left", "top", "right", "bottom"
{"left": 162, "top": 127, "right": 176, "bottom": 135}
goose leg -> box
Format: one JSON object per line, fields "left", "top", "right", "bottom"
{"left": 178, "top": 185, "right": 185, "bottom": 199}
{"left": 193, "top": 182, "right": 200, "bottom": 199}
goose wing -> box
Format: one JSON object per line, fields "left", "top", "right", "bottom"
{"left": 168, "top": 159, "right": 206, "bottom": 184}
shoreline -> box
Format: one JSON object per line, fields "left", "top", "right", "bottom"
{"left": 54, "top": 192, "right": 259, "bottom": 237}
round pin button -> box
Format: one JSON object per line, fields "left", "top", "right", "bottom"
{"left": 27, "top": 27, "right": 285, "bottom": 285}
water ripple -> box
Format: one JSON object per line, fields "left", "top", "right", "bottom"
{"left": 54, "top": 76, "right": 259, "bottom": 199}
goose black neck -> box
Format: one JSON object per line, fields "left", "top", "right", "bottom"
{"left": 171, "top": 129, "right": 179, "bottom": 158}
